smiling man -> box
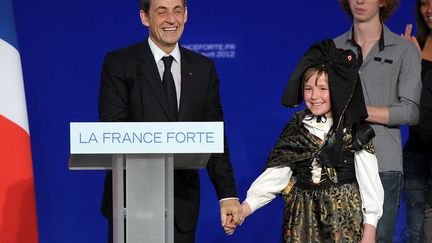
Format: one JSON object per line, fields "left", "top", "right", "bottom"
{"left": 98, "top": 0, "right": 241, "bottom": 242}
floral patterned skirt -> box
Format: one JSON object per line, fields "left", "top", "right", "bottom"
{"left": 281, "top": 182, "right": 363, "bottom": 243}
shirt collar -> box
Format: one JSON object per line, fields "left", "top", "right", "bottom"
{"left": 147, "top": 37, "right": 181, "bottom": 64}
{"left": 303, "top": 114, "right": 333, "bottom": 131}
{"left": 346, "top": 24, "right": 396, "bottom": 52}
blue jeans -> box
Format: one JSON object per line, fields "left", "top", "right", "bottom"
{"left": 403, "top": 151, "right": 432, "bottom": 243}
{"left": 377, "top": 171, "right": 403, "bottom": 243}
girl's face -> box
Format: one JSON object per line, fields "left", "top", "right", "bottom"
{"left": 303, "top": 71, "right": 332, "bottom": 117}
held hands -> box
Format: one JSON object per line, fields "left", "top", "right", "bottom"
{"left": 220, "top": 199, "right": 242, "bottom": 235}
{"left": 402, "top": 24, "right": 421, "bottom": 54}
{"left": 222, "top": 202, "right": 252, "bottom": 235}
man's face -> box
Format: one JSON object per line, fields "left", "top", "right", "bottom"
{"left": 140, "top": 0, "right": 187, "bottom": 53}
{"left": 348, "top": 0, "right": 382, "bottom": 23}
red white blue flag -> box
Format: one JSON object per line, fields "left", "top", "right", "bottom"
{"left": 0, "top": 0, "right": 39, "bottom": 242}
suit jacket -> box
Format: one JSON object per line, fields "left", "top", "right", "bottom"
{"left": 99, "top": 40, "right": 238, "bottom": 232}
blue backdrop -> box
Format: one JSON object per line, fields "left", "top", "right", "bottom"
{"left": 12, "top": 1, "right": 415, "bottom": 242}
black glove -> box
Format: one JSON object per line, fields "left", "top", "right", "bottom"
{"left": 352, "top": 121, "right": 375, "bottom": 151}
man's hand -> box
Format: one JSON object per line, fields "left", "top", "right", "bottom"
{"left": 223, "top": 215, "right": 236, "bottom": 235}
{"left": 220, "top": 199, "right": 242, "bottom": 233}
{"left": 365, "top": 106, "right": 389, "bottom": 125}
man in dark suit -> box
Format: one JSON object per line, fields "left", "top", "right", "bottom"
{"left": 98, "top": 0, "right": 242, "bottom": 242}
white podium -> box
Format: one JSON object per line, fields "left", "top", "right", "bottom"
{"left": 68, "top": 122, "right": 224, "bottom": 243}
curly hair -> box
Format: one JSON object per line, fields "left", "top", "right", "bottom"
{"left": 338, "top": 0, "right": 399, "bottom": 21}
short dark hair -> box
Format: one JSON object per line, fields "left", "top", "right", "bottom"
{"left": 415, "top": 0, "right": 430, "bottom": 49}
{"left": 338, "top": 0, "right": 399, "bottom": 21}
{"left": 303, "top": 67, "right": 328, "bottom": 87}
{"left": 140, "top": 0, "right": 187, "bottom": 13}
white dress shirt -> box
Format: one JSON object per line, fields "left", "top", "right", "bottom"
{"left": 148, "top": 37, "right": 181, "bottom": 109}
{"left": 147, "top": 37, "right": 238, "bottom": 203}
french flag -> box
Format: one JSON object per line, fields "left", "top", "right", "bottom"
{"left": 0, "top": 0, "right": 39, "bottom": 242}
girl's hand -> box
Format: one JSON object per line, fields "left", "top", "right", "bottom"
{"left": 360, "top": 223, "right": 376, "bottom": 243}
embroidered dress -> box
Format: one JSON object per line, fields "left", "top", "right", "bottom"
{"left": 244, "top": 110, "right": 383, "bottom": 243}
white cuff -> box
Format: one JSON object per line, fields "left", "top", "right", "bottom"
{"left": 219, "top": 197, "right": 239, "bottom": 203}
{"left": 243, "top": 198, "right": 260, "bottom": 214}
{"left": 363, "top": 213, "right": 380, "bottom": 228}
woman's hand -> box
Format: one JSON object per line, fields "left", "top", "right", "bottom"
{"left": 402, "top": 24, "right": 421, "bottom": 54}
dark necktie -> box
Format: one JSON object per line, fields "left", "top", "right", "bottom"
{"left": 162, "top": 56, "right": 178, "bottom": 121}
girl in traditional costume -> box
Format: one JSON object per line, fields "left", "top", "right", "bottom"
{"left": 227, "top": 40, "right": 384, "bottom": 242}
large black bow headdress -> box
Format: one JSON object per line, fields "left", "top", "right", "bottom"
{"left": 281, "top": 39, "right": 367, "bottom": 129}
{"left": 281, "top": 39, "right": 372, "bottom": 167}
